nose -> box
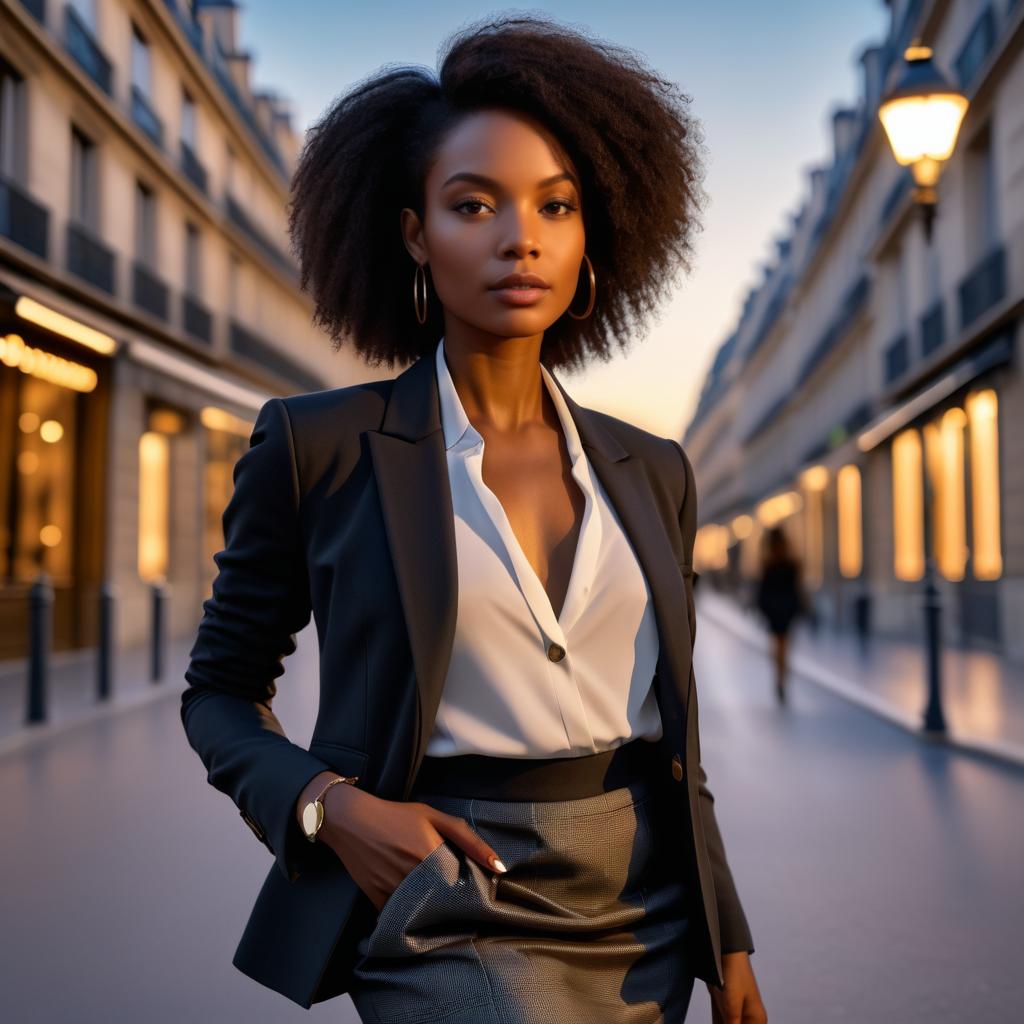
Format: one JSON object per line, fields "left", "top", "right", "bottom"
{"left": 498, "top": 203, "right": 540, "bottom": 259}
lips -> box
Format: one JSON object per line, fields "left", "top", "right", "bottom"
{"left": 488, "top": 273, "right": 550, "bottom": 290}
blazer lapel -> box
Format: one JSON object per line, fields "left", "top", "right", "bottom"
{"left": 368, "top": 351, "right": 691, "bottom": 798}
{"left": 367, "top": 353, "right": 459, "bottom": 797}
{"left": 544, "top": 366, "right": 692, "bottom": 743}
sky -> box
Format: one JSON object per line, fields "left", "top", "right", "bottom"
{"left": 235, "top": 1, "right": 891, "bottom": 440}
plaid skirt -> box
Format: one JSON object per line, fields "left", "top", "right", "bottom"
{"left": 347, "top": 758, "right": 696, "bottom": 1023}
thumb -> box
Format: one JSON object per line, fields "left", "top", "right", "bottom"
{"left": 433, "top": 811, "right": 508, "bottom": 874}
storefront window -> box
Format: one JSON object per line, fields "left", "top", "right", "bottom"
{"left": 6, "top": 374, "right": 77, "bottom": 585}
{"left": 923, "top": 408, "right": 968, "bottom": 581}
{"left": 966, "top": 388, "right": 1002, "bottom": 580}
{"left": 892, "top": 427, "right": 924, "bottom": 581}
{"left": 200, "top": 406, "right": 251, "bottom": 575}
{"left": 837, "top": 464, "right": 863, "bottom": 578}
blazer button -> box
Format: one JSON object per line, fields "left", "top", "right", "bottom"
{"left": 547, "top": 642, "right": 566, "bottom": 662}
{"left": 671, "top": 753, "right": 684, "bottom": 781}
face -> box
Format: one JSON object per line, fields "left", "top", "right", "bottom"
{"left": 400, "top": 108, "right": 586, "bottom": 348}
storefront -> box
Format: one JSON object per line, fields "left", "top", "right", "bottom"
{"left": 0, "top": 297, "right": 113, "bottom": 659}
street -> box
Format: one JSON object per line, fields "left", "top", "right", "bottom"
{"left": 1, "top": 604, "right": 1021, "bottom": 1022}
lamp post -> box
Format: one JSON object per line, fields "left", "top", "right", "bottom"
{"left": 878, "top": 41, "right": 968, "bottom": 735}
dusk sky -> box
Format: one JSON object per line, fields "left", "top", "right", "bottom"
{"left": 237, "top": 1, "right": 890, "bottom": 439}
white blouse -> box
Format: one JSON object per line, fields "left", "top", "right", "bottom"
{"left": 424, "top": 337, "right": 663, "bottom": 759}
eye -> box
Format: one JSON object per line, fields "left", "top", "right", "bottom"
{"left": 545, "top": 198, "right": 579, "bottom": 216}
{"left": 453, "top": 198, "right": 492, "bottom": 215}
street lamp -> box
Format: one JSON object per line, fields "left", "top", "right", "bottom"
{"left": 877, "top": 41, "right": 969, "bottom": 736}
{"left": 878, "top": 41, "right": 968, "bottom": 244}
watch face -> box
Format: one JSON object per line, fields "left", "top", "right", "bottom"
{"left": 301, "top": 800, "right": 324, "bottom": 838}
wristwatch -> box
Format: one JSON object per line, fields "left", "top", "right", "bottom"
{"left": 300, "top": 774, "right": 359, "bottom": 843}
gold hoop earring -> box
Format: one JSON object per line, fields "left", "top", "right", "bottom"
{"left": 413, "top": 263, "right": 429, "bottom": 324}
{"left": 567, "top": 253, "right": 596, "bottom": 320}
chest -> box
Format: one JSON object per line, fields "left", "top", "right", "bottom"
{"left": 473, "top": 424, "right": 585, "bottom": 620}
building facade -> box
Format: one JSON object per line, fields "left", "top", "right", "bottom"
{"left": 683, "top": 0, "right": 1024, "bottom": 660}
{"left": 0, "top": 0, "right": 369, "bottom": 660}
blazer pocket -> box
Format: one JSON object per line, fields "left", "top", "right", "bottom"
{"left": 306, "top": 739, "right": 369, "bottom": 782}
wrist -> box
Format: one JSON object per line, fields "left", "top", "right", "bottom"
{"left": 295, "top": 771, "right": 340, "bottom": 829}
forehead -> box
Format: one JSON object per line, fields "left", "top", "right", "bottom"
{"left": 428, "top": 108, "right": 579, "bottom": 191}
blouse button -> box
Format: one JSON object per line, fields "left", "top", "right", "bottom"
{"left": 547, "top": 642, "right": 566, "bottom": 663}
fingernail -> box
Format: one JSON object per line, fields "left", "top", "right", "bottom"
{"left": 491, "top": 857, "right": 507, "bottom": 873}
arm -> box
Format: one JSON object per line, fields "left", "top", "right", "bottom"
{"left": 181, "top": 397, "right": 333, "bottom": 884}
{"left": 671, "top": 439, "right": 755, "bottom": 956}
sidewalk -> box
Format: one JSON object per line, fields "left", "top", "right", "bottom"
{"left": 0, "top": 637, "right": 193, "bottom": 757}
{"left": 698, "top": 587, "right": 1024, "bottom": 769}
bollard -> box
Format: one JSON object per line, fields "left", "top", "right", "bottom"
{"left": 150, "top": 578, "right": 168, "bottom": 683}
{"left": 27, "top": 572, "right": 54, "bottom": 724}
{"left": 921, "top": 568, "right": 947, "bottom": 734}
{"left": 97, "top": 581, "right": 117, "bottom": 701}
{"left": 853, "top": 591, "right": 871, "bottom": 655}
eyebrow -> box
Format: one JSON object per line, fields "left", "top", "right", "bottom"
{"left": 441, "top": 170, "right": 580, "bottom": 192}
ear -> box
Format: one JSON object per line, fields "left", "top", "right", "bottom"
{"left": 399, "top": 207, "right": 428, "bottom": 264}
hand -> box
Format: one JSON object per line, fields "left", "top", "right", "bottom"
{"left": 707, "top": 951, "right": 767, "bottom": 1024}
{"left": 311, "top": 781, "right": 508, "bottom": 912}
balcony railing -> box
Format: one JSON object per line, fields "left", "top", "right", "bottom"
{"left": 229, "top": 319, "right": 323, "bottom": 392}
{"left": 180, "top": 141, "right": 208, "bottom": 195}
{"left": 883, "top": 333, "right": 909, "bottom": 383}
{"left": 796, "top": 274, "right": 871, "bottom": 387}
{"left": 130, "top": 85, "right": 164, "bottom": 149}
{"left": 0, "top": 174, "right": 50, "bottom": 260}
{"left": 66, "top": 221, "right": 115, "bottom": 294}
{"left": 132, "top": 261, "right": 169, "bottom": 321}
{"left": 64, "top": 4, "right": 112, "bottom": 96}
{"left": 183, "top": 293, "right": 212, "bottom": 344}
{"left": 958, "top": 246, "right": 1006, "bottom": 330}
{"left": 920, "top": 301, "right": 945, "bottom": 356}
{"left": 225, "top": 194, "right": 296, "bottom": 278}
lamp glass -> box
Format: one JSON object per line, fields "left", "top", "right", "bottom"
{"left": 879, "top": 93, "right": 968, "bottom": 165}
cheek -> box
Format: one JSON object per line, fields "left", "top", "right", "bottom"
{"left": 425, "top": 221, "right": 489, "bottom": 299}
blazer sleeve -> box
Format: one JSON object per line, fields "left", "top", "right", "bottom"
{"left": 672, "top": 439, "right": 755, "bottom": 956}
{"left": 180, "top": 396, "right": 333, "bottom": 884}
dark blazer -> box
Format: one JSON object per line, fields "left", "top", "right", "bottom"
{"left": 181, "top": 349, "right": 754, "bottom": 1010}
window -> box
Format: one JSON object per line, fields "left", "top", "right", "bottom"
{"left": 965, "top": 123, "right": 998, "bottom": 263}
{"left": 228, "top": 252, "right": 240, "bottom": 314}
{"left": 892, "top": 428, "right": 924, "bottom": 581}
{"left": 134, "top": 180, "right": 156, "bottom": 266}
{"left": 3, "top": 371, "right": 79, "bottom": 585}
{"left": 69, "top": 0, "right": 97, "bottom": 31}
{"left": 181, "top": 88, "right": 197, "bottom": 148}
{"left": 837, "top": 464, "right": 863, "bottom": 578}
{"left": 965, "top": 389, "right": 1001, "bottom": 580}
{"left": 138, "top": 406, "right": 187, "bottom": 583}
{"left": 70, "top": 125, "right": 98, "bottom": 228}
{"left": 799, "top": 465, "right": 828, "bottom": 590}
{"left": 0, "top": 58, "right": 26, "bottom": 182}
{"left": 131, "top": 23, "right": 151, "bottom": 96}
{"left": 138, "top": 430, "right": 169, "bottom": 581}
{"left": 891, "top": 392, "right": 1002, "bottom": 584}
{"left": 923, "top": 409, "right": 968, "bottom": 581}
{"left": 185, "top": 221, "right": 201, "bottom": 295}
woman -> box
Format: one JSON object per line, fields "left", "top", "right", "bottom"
{"left": 182, "top": 14, "right": 766, "bottom": 1023}
{"left": 755, "top": 526, "right": 805, "bottom": 705}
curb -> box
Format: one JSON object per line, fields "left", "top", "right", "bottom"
{"left": 698, "top": 593, "right": 1024, "bottom": 773}
{"left": 0, "top": 680, "right": 182, "bottom": 760}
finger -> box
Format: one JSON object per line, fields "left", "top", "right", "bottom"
{"left": 433, "top": 812, "right": 507, "bottom": 873}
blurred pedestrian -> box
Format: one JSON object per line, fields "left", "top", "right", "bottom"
{"left": 755, "top": 526, "right": 806, "bottom": 704}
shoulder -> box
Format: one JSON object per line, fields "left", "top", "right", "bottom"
{"left": 277, "top": 378, "right": 394, "bottom": 435}
{"left": 580, "top": 404, "right": 691, "bottom": 512}
{"left": 263, "top": 379, "right": 395, "bottom": 496}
